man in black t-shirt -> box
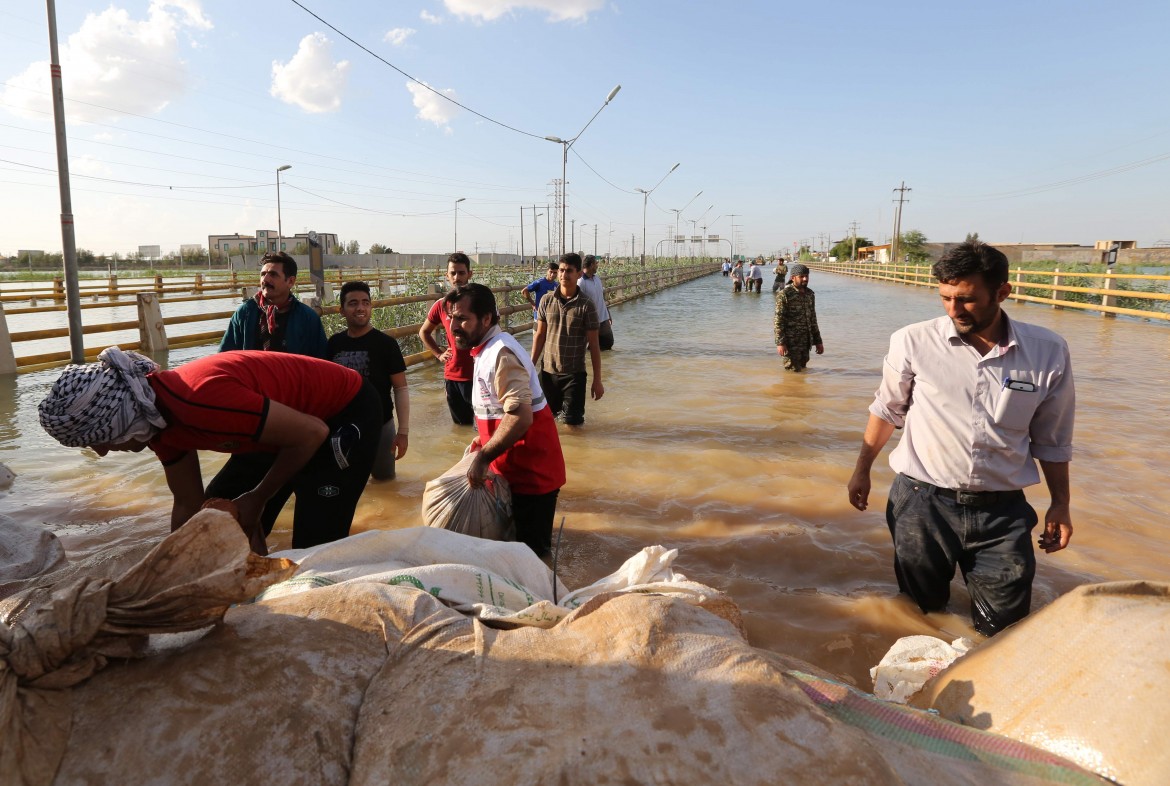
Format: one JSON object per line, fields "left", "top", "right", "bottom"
{"left": 328, "top": 281, "right": 409, "bottom": 480}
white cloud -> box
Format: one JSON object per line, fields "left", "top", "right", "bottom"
{"left": 270, "top": 33, "right": 350, "bottom": 114}
{"left": 72, "top": 155, "right": 112, "bottom": 177}
{"left": 406, "top": 81, "right": 458, "bottom": 131}
{"left": 420, "top": 10, "right": 443, "bottom": 24}
{"left": 442, "top": 0, "right": 604, "bottom": 22}
{"left": 0, "top": 1, "right": 213, "bottom": 124}
{"left": 384, "top": 27, "right": 417, "bottom": 46}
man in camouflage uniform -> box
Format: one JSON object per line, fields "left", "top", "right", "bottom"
{"left": 774, "top": 263, "right": 824, "bottom": 372}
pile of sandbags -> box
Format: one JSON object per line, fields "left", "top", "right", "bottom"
{"left": 917, "top": 581, "right": 1170, "bottom": 786}
{"left": 2, "top": 520, "right": 1114, "bottom": 786}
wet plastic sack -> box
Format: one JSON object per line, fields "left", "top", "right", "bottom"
{"left": 869, "top": 634, "right": 974, "bottom": 704}
{"left": 421, "top": 452, "right": 513, "bottom": 541}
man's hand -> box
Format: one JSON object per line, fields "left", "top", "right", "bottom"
{"left": 393, "top": 433, "right": 409, "bottom": 459}
{"left": 438, "top": 347, "right": 452, "bottom": 364}
{"left": 1038, "top": 503, "right": 1072, "bottom": 553}
{"left": 847, "top": 469, "right": 871, "bottom": 511}
{"left": 231, "top": 489, "right": 270, "bottom": 555}
{"left": 777, "top": 345, "right": 788, "bottom": 356}
{"left": 815, "top": 343, "right": 824, "bottom": 355}
{"left": 591, "top": 379, "right": 605, "bottom": 400}
{"left": 467, "top": 450, "right": 492, "bottom": 488}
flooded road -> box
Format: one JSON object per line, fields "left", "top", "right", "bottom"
{"left": 2, "top": 269, "right": 1168, "bottom": 687}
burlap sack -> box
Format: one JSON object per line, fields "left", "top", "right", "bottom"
{"left": 918, "top": 581, "right": 1170, "bottom": 786}
{"left": 0, "top": 510, "right": 294, "bottom": 786}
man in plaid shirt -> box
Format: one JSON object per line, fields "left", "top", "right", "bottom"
{"left": 530, "top": 253, "right": 605, "bottom": 425}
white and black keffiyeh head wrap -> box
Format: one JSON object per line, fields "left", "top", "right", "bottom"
{"left": 38, "top": 347, "right": 168, "bottom": 448}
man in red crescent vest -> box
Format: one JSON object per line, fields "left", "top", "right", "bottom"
{"left": 444, "top": 283, "right": 566, "bottom": 557}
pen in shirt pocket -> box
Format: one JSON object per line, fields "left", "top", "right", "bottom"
{"left": 1003, "top": 377, "right": 1037, "bottom": 392}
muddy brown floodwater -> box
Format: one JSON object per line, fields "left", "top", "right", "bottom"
{"left": 3, "top": 269, "right": 1168, "bottom": 688}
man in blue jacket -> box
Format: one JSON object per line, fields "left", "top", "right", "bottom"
{"left": 219, "top": 251, "right": 327, "bottom": 357}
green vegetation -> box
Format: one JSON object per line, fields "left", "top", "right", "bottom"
{"left": 829, "top": 237, "right": 872, "bottom": 260}
{"left": 899, "top": 230, "right": 930, "bottom": 264}
{"left": 1010, "top": 260, "right": 1169, "bottom": 316}
{"left": 319, "top": 257, "right": 716, "bottom": 355}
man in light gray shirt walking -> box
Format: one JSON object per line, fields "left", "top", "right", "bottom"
{"left": 578, "top": 255, "right": 614, "bottom": 350}
{"left": 847, "top": 240, "right": 1075, "bottom": 636}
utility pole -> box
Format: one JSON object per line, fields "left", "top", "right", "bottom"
{"left": 550, "top": 179, "right": 563, "bottom": 256}
{"left": 571, "top": 218, "right": 576, "bottom": 253}
{"left": 593, "top": 224, "right": 598, "bottom": 256}
{"left": 849, "top": 221, "right": 860, "bottom": 261}
{"left": 891, "top": 181, "right": 911, "bottom": 265}
{"left": 46, "top": 0, "right": 84, "bottom": 363}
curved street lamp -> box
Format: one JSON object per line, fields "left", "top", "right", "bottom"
{"left": 635, "top": 162, "right": 680, "bottom": 266}
{"left": 276, "top": 164, "right": 292, "bottom": 252}
{"left": 545, "top": 84, "right": 621, "bottom": 256}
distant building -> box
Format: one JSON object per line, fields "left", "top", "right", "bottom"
{"left": 857, "top": 244, "right": 890, "bottom": 263}
{"left": 208, "top": 230, "right": 338, "bottom": 256}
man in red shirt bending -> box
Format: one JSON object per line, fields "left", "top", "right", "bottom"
{"left": 419, "top": 252, "right": 476, "bottom": 425}
{"left": 38, "top": 347, "right": 381, "bottom": 554}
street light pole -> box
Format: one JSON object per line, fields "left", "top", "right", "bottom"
{"left": 276, "top": 164, "right": 291, "bottom": 253}
{"left": 635, "top": 161, "right": 680, "bottom": 266}
{"left": 545, "top": 83, "right": 621, "bottom": 258}
{"left": 692, "top": 204, "right": 714, "bottom": 259}
{"left": 669, "top": 190, "right": 702, "bottom": 261}
{"left": 454, "top": 197, "right": 466, "bottom": 251}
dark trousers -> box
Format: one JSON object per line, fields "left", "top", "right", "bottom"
{"left": 885, "top": 473, "right": 1038, "bottom": 636}
{"left": 512, "top": 489, "right": 560, "bottom": 557}
{"left": 205, "top": 381, "right": 381, "bottom": 549}
{"left": 445, "top": 379, "right": 474, "bottom": 425}
{"left": 598, "top": 320, "right": 614, "bottom": 351}
{"left": 540, "top": 370, "right": 587, "bottom": 426}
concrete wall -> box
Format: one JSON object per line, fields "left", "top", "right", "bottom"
{"left": 1117, "top": 248, "right": 1170, "bottom": 266}
{"left": 1021, "top": 247, "right": 1104, "bottom": 265}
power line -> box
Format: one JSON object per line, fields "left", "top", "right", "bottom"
{"left": 0, "top": 98, "right": 537, "bottom": 192}
{"left": 286, "top": 0, "right": 546, "bottom": 141}
{"left": 571, "top": 148, "right": 637, "bottom": 194}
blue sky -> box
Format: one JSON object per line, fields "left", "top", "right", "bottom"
{"left": 2, "top": 0, "right": 1169, "bottom": 258}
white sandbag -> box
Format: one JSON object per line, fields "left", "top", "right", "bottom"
{"left": 421, "top": 452, "right": 513, "bottom": 540}
{"left": 265, "top": 528, "right": 739, "bottom": 630}
{"left": 918, "top": 581, "right": 1170, "bottom": 786}
{"left": 869, "top": 635, "right": 973, "bottom": 703}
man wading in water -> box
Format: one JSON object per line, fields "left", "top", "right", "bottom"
{"left": 847, "top": 240, "right": 1075, "bottom": 636}
{"left": 774, "top": 264, "right": 823, "bottom": 372}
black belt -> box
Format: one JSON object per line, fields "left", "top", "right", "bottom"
{"left": 906, "top": 476, "right": 1024, "bottom": 508}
